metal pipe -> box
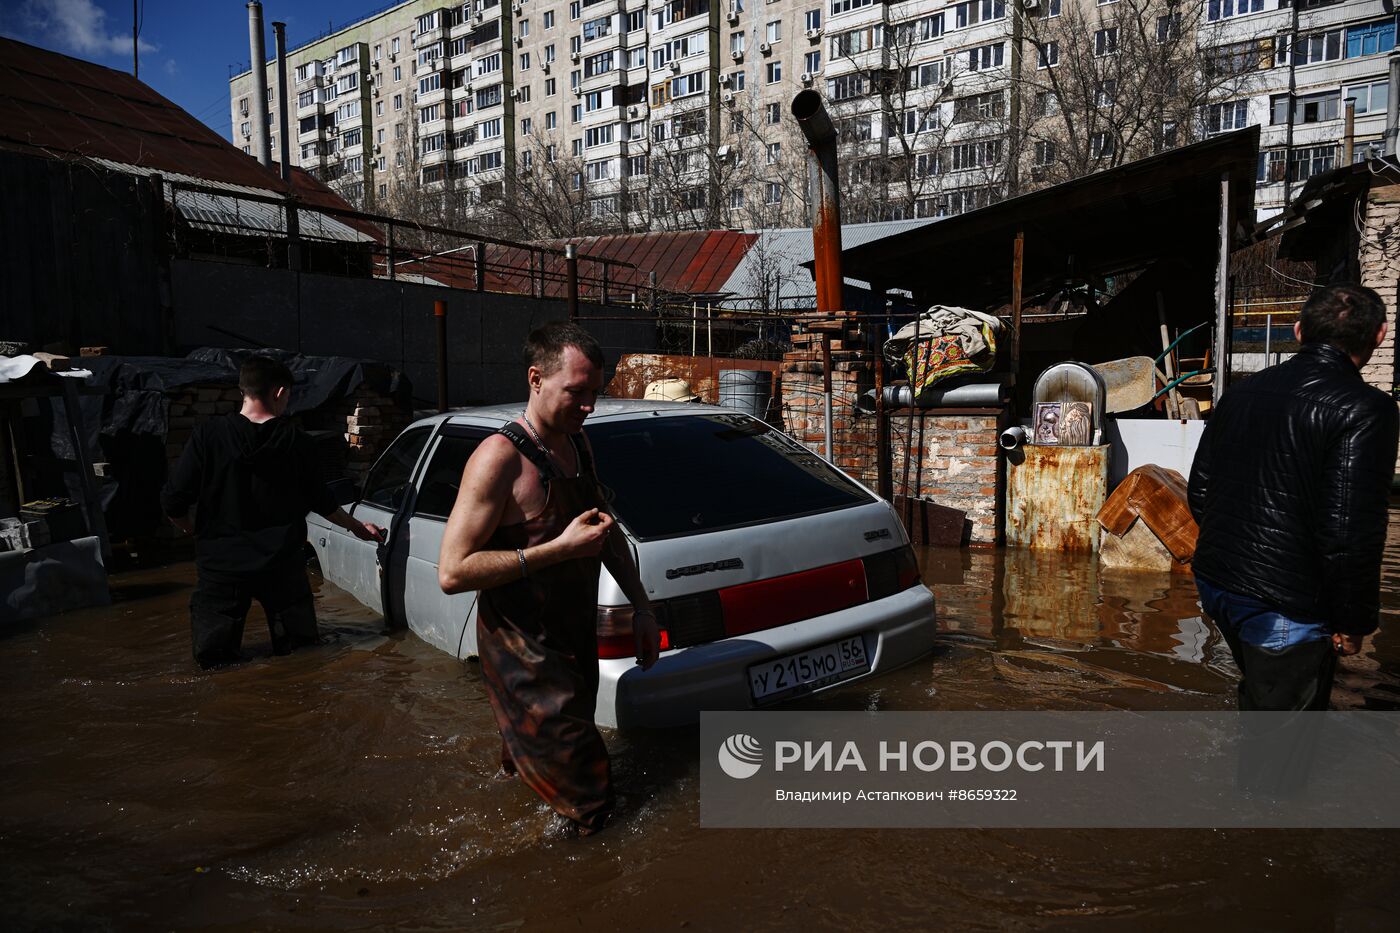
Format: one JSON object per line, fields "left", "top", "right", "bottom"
{"left": 1011, "top": 230, "right": 1024, "bottom": 371}
{"left": 791, "top": 90, "right": 843, "bottom": 315}
{"left": 999, "top": 425, "right": 1027, "bottom": 451}
{"left": 273, "top": 21, "right": 292, "bottom": 182}
{"left": 435, "top": 300, "right": 448, "bottom": 412}
{"left": 1387, "top": 49, "right": 1400, "bottom": 157}
{"left": 246, "top": 1, "right": 271, "bottom": 168}
{"left": 566, "top": 243, "right": 579, "bottom": 319}
{"left": 1264, "top": 311, "right": 1273, "bottom": 368}
{"left": 1344, "top": 99, "right": 1356, "bottom": 165}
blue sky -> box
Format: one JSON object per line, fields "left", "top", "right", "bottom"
{"left": 3, "top": 0, "right": 363, "bottom": 139}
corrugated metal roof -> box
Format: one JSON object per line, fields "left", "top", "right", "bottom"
{"left": 87, "top": 158, "right": 374, "bottom": 244}
{"left": 716, "top": 217, "right": 940, "bottom": 306}
{"left": 0, "top": 37, "right": 363, "bottom": 224}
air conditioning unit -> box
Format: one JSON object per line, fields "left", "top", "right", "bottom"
{"left": 800, "top": 72, "right": 813, "bottom": 85}
{"left": 389, "top": 52, "right": 397, "bottom": 62}
{"left": 805, "top": 28, "right": 822, "bottom": 40}
{"left": 669, "top": 60, "right": 681, "bottom": 72}
{"left": 374, "top": 143, "right": 382, "bottom": 153}
{"left": 475, "top": 10, "right": 485, "bottom": 20}
{"left": 570, "top": 51, "right": 581, "bottom": 62}
{"left": 514, "top": 35, "right": 523, "bottom": 46}
{"left": 542, "top": 61, "right": 551, "bottom": 73}
{"left": 628, "top": 104, "right": 639, "bottom": 117}
{"left": 727, "top": 8, "right": 739, "bottom": 23}
{"left": 372, "top": 86, "right": 380, "bottom": 96}
{"left": 372, "top": 59, "right": 380, "bottom": 69}
{"left": 730, "top": 50, "right": 743, "bottom": 62}
{"left": 510, "top": 88, "right": 522, "bottom": 99}
{"left": 759, "top": 42, "right": 772, "bottom": 54}
{"left": 1022, "top": 0, "right": 1041, "bottom": 9}
{"left": 574, "top": 86, "right": 583, "bottom": 96}
{"left": 718, "top": 73, "right": 732, "bottom": 87}
{"left": 716, "top": 144, "right": 731, "bottom": 158}
{"left": 722, "top": 91, "right": 735, "bottom": 104}
{"left": 511, "top": 2, "right": 522, "bottom": 13}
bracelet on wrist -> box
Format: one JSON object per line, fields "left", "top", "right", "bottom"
{"left": 516, "top": 548, "right": 528, "bottom": 580}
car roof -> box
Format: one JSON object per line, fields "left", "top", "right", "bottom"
{"left": 408, "top": 399, "right": 736, "bottom": 432}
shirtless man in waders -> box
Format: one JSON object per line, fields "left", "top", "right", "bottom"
{"left": 437, "top": 321, "right": 660, "bottom": 835}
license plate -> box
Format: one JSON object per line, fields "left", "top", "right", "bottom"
{"left": 748, "top": 635, "right": 870, "bottom": 703}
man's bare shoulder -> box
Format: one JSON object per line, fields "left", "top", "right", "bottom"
{"left": 467, "top": 432, "right": 525, "bottom": 479}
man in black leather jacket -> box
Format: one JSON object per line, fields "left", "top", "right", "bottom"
{"left": 1189, "top": 284, "right": 1397, "bottom": 711}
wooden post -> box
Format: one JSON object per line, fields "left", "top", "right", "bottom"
{"left": 386, "top": 224, "right": 396, "bottom": 281}
{"left": 1214, "top": 172, "right": 1231, "bottom": 404}
{"left": 474, "top": 240, "right": 486, "bottom": 292}
{"left": 1011, "top": 230, "right": 1024, "bottom": 370}
{"left": 566, "top": 244, "right": 579, "bottom": 320}
{"left": 435, "top": 300, "right": 448, "bottom": 413}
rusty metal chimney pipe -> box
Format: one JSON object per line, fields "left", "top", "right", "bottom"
{"left": 792, "top": 90, "right": 844, "bottom": 316}
{"left": 247, "top": 1, "right": 271, "bottom": 168}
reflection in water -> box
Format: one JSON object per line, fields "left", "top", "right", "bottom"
{"left": 2, "top": 511, "right": 1400, "bottom": 928}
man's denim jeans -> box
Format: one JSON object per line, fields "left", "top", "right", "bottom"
{"left": 1194, "top": 576, "right": 1329, "bottom": 650}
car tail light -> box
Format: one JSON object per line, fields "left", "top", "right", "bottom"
{"left": 596, "top": 605, "right": 671, "bottom": 660}
{"left": 862, "top": 544, "right": 922, "bottom": 600}
{"left": 894, "top": 544, "right": 921, "bottom": 590}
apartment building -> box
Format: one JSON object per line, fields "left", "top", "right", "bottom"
{"left": 229, "top": 0, "right": 1398, "bottom": 227}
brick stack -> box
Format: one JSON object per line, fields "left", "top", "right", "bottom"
{"left": 777, "top": 315, "right": 880, "bottom": 489}
{"left": 299, "top": 385, "right": 413, "bottom": 485}
{"left": 889, "top": 411, "right": 1003, "bottom": 545}
{"left": 164, "top": 384, "right": 242, "bottom": 467}
{"left": 1360, "top": 184, "right": 1400, "bottom": 471}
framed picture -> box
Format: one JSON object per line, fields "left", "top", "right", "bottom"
{"left": 1033, "top": 401, "right": 1093, "bottom": 446}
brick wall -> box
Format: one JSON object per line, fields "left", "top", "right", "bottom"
{"left": 1359, "top": 185, "right": 1400, "bottom": 394}
{"left": 890, "top": 411, "right": 1003, "bottom": 545}
{"left": 777, "top": 319, "right": 881, "bottom": 490}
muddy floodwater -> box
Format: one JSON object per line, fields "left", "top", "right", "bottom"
{"left": 6, "top": 514, "right": 1400, "bottom": 930}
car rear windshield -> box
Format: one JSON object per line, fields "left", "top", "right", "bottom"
{"left": 587, "top": 413, "right": 874, "bottom": 540}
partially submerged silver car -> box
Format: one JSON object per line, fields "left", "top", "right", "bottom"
{"left": 308, "top": 401, "right": 936, "bottom": 727}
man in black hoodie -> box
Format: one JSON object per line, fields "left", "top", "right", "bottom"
{"left": 162, "top": 356, "right": 383, "bottom": 669}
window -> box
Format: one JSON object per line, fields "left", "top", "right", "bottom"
{"left": 1345, "top": 81, "right": 1390, "bottom": 116}
{"left": 627, "top": 10, "right": 644, "bottom": 32}
{"left": 731, "top": 70, "right": 746, "bottom": 90}
{"left": 572, "top": 103, "right": 583, "bottom": 123}
{"left": 520, "top": 52, "right": 531, "bottom": 70}
{"left": 393, "top": 65, "right": 402, "bottom": 81}
{"left": 361, "top": 427, "right": 431, "bottom": 510}
{"left": 1036, "top": 41, "right": 1058, "bottom": 68}
{"left": 765, "top": 102, "right": 782, "bottom": 124}
{"left": 584, "top": 89, "right": 611, "bottom": 111}
{"left": 420, "top": 73, "right": 442, "bottom": 95}
{"left": 1295, "top": 90, "right": 1341, "bottom": 124}
{"left": 766, "top": 20, "right": 781, "bottom": 43}
{"left": 585, "top": 51, "right": 614, "bottom": 76}
{"left": 766, "top": 61, "right": 782, "bottom": 82}
{"left": 583, "top": 16, "right": 612, "bottom": 41}
{"left": 376, "top": 128, "right": 385, "bottom": 144}
{"left": 804, "top": 51, "right": 822, "bottom": 73}
{"left": 416, "top": 11, "right": 440, "bottom": 33}
{"left": 336, "top": 44, "right": 358, "bottom": 66}
{"left": 1207, "top": 0, "right": 1263, "bottom": 21}
{"left": 375, "top": 101, "right": 384, "bottom": 116}
{"left": 545, "top": 44, "right": 556, "bottom": 63}
{"left": 1205, "top": 100, "right": 1249, "bottom": 133}
{"left": 1161, "top": 120, "right": 1178, "bottom": 150}
{"left": 1091, "top": 131, "right": 1114, "bottom": 158}
{"left": 1094, "top": 28, "right": 1118, "bottom": 57}
{"left": 546, "top": 110, "right": 558, "bottom": 129}
{"left": 628, "top": 47, "right": 646, "bottom": 69}
{"left": 586, "top": 158, "right": 613, "bottom": 181}
{"left": 906, "top": 57, "right": 949, "bottom": 89}
{"left": 570, "top": 1, "right": 581, "bottom": 19}
{"left": 830, "top": 25, "right": 885, "bottom": 57}
{"left": 1275, "top": 30, "right": 1339, "bottom": 66}
{"left": 1093, "top": 79, "right": 1117, "bottom": 108}
{"left": 805, "top": 9, "right": 821, "bottom": 31}
{"left": 1290, "top": 144, "right": 1336, "bottom": 182}
{"left": 520, "top": 19, "right": 530, "bottom": 37}
{"left": 916, "top": 153, "right": 941, "bottom": 177}
{"left": 479, "top": 117, "right": 503, "bottom": 140}
{"left": 573, "top": 138, "right": 584, "bottom": 156}
{"left": 545, "top": 10, "right": 555, "bottom": 28}
{"left": 476, "top": 53, "right": 502, "bottom": 77}
{"left": 422, "top": 133, "right": 445, "bottom": 154}
{"left": 765, "top": 182, "right": 782, "bottom": 204}
{"left": 420, "top": 103, "right": 442, "bottom": 123}
{"left": 628, "top": 154, "right": 648, "bottom": 176}
{"left": 1207, "top": 39, "right": 1272, "bottom": 76}
{"left": 476, "top": 84, "right": 503, "bottom": 108}
{"left": 1157, "top": 13, "right": 1181, "bottom": 43}
{"left": 729, "top": 188, "right": 745, "bottom": 209}
{"left": 1034, "top": 140, "right": 1056, "bottom": 166}
{"left": 953, "top": 90, "right": 1003, "bottom": 122}
{"left": 453, "top": 98, "right": 474, "bottom": 118}
{"left": 967, "top": 42, "right": 1004, "bottom": 71}
{"left": 395, "top": 122, "right": 405, "bottom": 139}
{"left": 731, "top": 32, "right": 745, "bottom": 54}
{"left": 767, "top": 141, "right": 781, "bottom": 164}
{"left": 585, "top": 124, "right": 615, "bottom": 147}
{"left": 418, "top": 42, "right": 442, "bottom": 67}
{"left": 1033, "top": 90, "right": 1058, "bottom": 117}
{"left": 829, "top": 0, "right": 874, "bottom": 15}
{"left": 672, "top": 71, "right": 707, "bottom": 97}
{"left": 954, "top": 0, "right": 1005, "bottom": 29}
{"left": 837, "top": 115, "right": 871, "bottom": 142}
{"left": 1347, "top": 20, "right": 1396, "bottom": 59}
{"left": 391, "top": 38, "right": 400, "bottom": 55}
{"left": 827, "top": 73, "right": 866, "bottom": 101}
{"left": 1258, "top": 148, "right": 1288, "bottom": 183}
{"left": 546, "top": 78, "right": 557, "bottom": 96}
{"left": 950, "top": 138, "right": 1001, "bottom": 170}
{"left": 1039, "top": 0, "right": 1061, "bottom": 16}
